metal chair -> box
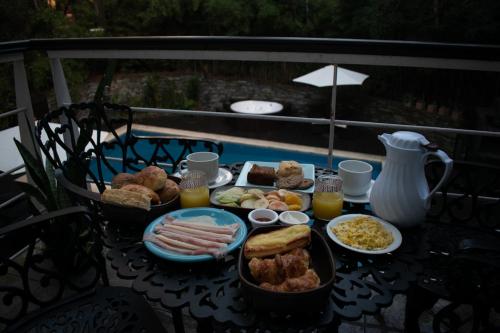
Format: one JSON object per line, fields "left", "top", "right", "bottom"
{"left": 35, "top": 102, "right": 223, "bottom": 192}
{"left": 35, "top": 102, "right": 223, "bottom": 222}
{"left": 0, "top": 206, "right": 167, "bottom": 332}
{"left": 405, "top": 160, "right": 500, "bottom": 333}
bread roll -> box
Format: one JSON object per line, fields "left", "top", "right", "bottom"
{"left": 277, "top": 175, "right": 304, "bottom": 189}
{"left": 139, "top": 166, "right": 167, "bottom": 191}
{"left": 121, "top": 184, "right": 161, "bottom": 205}
{"left": 101, "top": 188, "right": 151, "bottom": 211}
{"left": 277, "top": 161, "right": 302, "bottom": 178}
{"left": 111, "top": 173, "right": 141, "bottom": 189}
{"left": 244, "top": 225, "right": 311, "bottom": 259}
{"left": 157, "top": 179, "right": 180, "bottom": 203}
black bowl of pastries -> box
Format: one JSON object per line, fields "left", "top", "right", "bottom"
{"left": 238, "top": 225, "right": 335, "bottom": 313}
{"left": 101, "top": 166, "right": 180, "bottom": 224}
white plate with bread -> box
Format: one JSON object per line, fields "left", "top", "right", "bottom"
{"left": 235, "top": 161, "right": 315, "bottom": 193}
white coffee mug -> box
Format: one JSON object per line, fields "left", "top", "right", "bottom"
{"left": 338, "top": 160, "right": 373, "bottom": 196}
{"left": 179, "top": 152, "right": 219, "bottom": 183}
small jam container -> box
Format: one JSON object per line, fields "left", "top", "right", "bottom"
{"left": 279, "top": 211, "right": 310, "bottom": 226}
{"left": 248, "top": 209, "right": 279, "bottom": 228}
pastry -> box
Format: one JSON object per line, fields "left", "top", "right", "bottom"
{"left": 248, "top": 248, "right": 310, "bottom": 284}
{"left": 277, "top": 174, "right": 304, "bottom": 189}
{"left": 296, "top": 178, "right": 314, "bottom": 190}
{"left": 157, "top": 179, "right": 180, "bottom": 203}
{"left": 111, "top": 173, "right": 142, "bottom": 189}
{"left": 260, "top": 269, "right": 320, "bottom": 292}
{"left": 101, "top": 188, "right": 151, "bottom": 210}
{"left": 121, "top": 184, "right": 161, "bottom": 205}
{"left": 244, "top": 225, "right": 311, "bottom": 259}
{"left": 139, "top": 166, "right": 167, "bottom": 191}
{"left": 277, "top": 161, "right": 302, "bottom": 178}
{"left": 247, "top": 164, "right": 276, "bottom": 186}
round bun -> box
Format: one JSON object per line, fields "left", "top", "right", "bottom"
{"left": 157, "top": 179, "right": 180, "bottom": 203}
{"left": 111, "top": 173, "right": 141, "bottom": 189}
{"left": 139, "top": 166, "right": 167, "bottom": 191}
{"left": 121, "top": 184, "right": 161, "bottom": 205}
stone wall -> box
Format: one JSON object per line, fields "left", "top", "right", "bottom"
{"left": 78, "top": 71, "right": 476, "bottom": 155}
{"left": 80, "top": 72, "right": 331, "bottom": 118}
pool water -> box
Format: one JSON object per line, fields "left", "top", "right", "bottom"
{"left": 91, "top": 130, "right": 381, "bottom": 181}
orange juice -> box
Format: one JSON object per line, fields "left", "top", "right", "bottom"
{"left": 180, "top": 186, "right": 210, "bottom": 208}
{"left": 312, "top": 192, "right": 343, "bottom": 220}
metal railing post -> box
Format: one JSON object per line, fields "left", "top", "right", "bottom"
{"left": 49, "top": 57, "right": 79, "bottom": 146}
{"left": 327, "top": 64, "right": 338, "bottom": 170}
{"left": 13, "top": 57, "right": 39, "bottom": 158}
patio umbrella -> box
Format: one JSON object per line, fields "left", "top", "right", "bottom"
{"left": 293, "top": 65, "right": 369, "bottom": 169}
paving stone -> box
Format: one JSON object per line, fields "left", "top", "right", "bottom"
{"left": 380, "top": 294, "right": 406, "bottom": 330}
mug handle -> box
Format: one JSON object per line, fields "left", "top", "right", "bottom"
{"left": 178, "top": 160, "right": 188, "bottom": 175}
{"left": 422, "top": 149, "right": 453, "bottom": 207}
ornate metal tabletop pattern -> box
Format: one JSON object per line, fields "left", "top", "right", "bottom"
{"left": 104, "top": 163, "right": 423, "bottom": 331}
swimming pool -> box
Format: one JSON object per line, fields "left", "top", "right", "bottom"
{"left": 92, "top": 130, "right": 381, "bottom": 181}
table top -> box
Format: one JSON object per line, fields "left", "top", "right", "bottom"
{"left": 230, "top": 100, "right": 283, "bottom": 115}
{"left": 103, "top": 162, "right": 500, "bottom": 331}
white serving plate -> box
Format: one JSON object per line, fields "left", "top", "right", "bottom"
{"left": 235, "top": 161, "right": 315, "bottom": 193}
{"left": 326, "top": 214, "right": 402, "bottom": 254}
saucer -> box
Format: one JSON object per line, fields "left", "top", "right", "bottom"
{"left": 174, "top": 168, "right": 233, "bottom": 189}
{"left": 343, "top": 180, "right": 375, "bottom": 204}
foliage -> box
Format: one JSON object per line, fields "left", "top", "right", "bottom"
{"left": 1, "top": 0, "right": 500, "bottom": 124}
{"left": 14, "top": 117, "right": 94, "bottom": 271}
{"left": 141, "top": 74, "right": 200, "bottom": 110}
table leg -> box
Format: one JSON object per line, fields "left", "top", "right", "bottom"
{"left": 172, "top": 308, "right": 185, "bottom": 333}
{"left": 196, "top": 318, "right": 213, "bottom": 333}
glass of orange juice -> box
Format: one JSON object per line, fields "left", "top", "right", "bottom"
{"left": 312, "top": 175, "right": 343, "bottom": 221}
{"left": 179, "top": 170, "right": 210, "bottom": 208}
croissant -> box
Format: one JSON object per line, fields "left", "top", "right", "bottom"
{"left": 260, "top": 269, "right": 320, "bottom": 292}
{"left": 248, "top": 248, "right": 310, "bottom": 285}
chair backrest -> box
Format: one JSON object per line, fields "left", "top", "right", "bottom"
{"left": 427, "top": 159, "right": 500, "bottom": 229}
{"left": 0, "top": 206, "right": 106, "bottom": 329}
{"left": 36, "top": 103, "right": 133, "bottom": 193}
{"left": 36, "top": 102, "right": 223, "bottom": 193}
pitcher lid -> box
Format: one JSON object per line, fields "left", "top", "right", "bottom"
{"left": 386, "top": 131, "right": 429, "bottom": 150}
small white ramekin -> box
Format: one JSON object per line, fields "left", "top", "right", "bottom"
{"left": 278, "top": 211, "right": 310, "bottom": 226}
{"left": 248, "top": 209, "right": 279, "bottom": 228}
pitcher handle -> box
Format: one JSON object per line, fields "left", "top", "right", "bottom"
{"left": 422, "top": 150, "right": 453, "bottom": 206}
{"left": 178, "top": 160, "right": 188, "bottom": 175}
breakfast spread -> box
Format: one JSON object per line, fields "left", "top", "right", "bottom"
{"left": 246, "top": 160, "right": 314, "bottom": 190}
{"left": 214, "top": 187, "right": 304, "bottom": 211}
{"left": 144, "top": 215, "right": 240, "bottom": 257}
{"left": 102, "top": 166, "right": 180, "bottom": 210}
{"left": 244, "top": 226, "right": 320, "bottom": 292}
{"left": 331, "top": 215, "right": 394, "bottom": 250}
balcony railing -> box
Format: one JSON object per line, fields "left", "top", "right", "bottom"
{"left": 1, "top": 36, "right": 500, "bottom": 208}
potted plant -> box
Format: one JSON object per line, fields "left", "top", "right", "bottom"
{"left": 14, "top": 127, "right": 97, "bottom": 273}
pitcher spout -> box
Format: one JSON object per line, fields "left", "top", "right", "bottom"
{"left": 378, "top": 133, "right": 392, "bottom": 148}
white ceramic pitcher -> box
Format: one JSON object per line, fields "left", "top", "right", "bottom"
{"left": 369, "top": 131, "right": 453, "bottom": 228}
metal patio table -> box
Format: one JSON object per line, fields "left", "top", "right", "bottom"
{"left": 103, "top": 162, "right": 499, "bottom": 332}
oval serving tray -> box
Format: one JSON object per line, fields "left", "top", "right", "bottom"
{"left": 210, "top": 185, "right": 311, "bottom": 213}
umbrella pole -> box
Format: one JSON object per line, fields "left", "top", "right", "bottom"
{"left": 327, "top": 64, "right": 338, "bottom": 170}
